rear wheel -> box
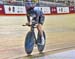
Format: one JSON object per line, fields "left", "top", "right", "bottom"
{"left": 37, "top": 31, "right": 46, "bottom": 53}
{"left": 25, "top": 31, "right": 35, "bottom": 55}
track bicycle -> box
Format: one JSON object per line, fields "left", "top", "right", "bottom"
{"left": 22, "top": 17, "right": 46, "bottom": 55}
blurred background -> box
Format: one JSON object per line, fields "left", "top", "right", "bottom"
{"left": 0, "top": 0, "right": 75, "bottom": 6}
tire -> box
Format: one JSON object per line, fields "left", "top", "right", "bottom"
{"left": 37, "top": 31, "right": 46, "bottom": 53}
{"left": 25, "top": 31, "right": 35, "bottom": 55}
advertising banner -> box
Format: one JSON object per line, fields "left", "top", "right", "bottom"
{"left": 51, "top": 7, "right": 57, "bottom": 14}
{"left": 0, "top": 5, "right": 5, "bottom": 15}
{"left": 37, "top": 7, "right": 51, "bottom": 14}
{"left": 69, "top": 6, "right": 74, "bottom": 13}
{"left": 4, "top": 5, "right": 26, "bottom": 14}
{"left": 0, "top": 5, "right": 74, "bottom": 16}
{"left": 57, "top": 7, "right": 69, "bottom": 14}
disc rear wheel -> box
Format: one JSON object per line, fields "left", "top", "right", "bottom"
{"left": 37, "top": 31, "right": 46, "bottom": 53}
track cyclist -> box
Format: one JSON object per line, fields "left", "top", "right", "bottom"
{"left": 25, "top": 0, "right": 45, "bottom": 45}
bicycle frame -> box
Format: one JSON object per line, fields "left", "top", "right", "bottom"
{"left": 30, "top": 23, "right": 37, "bottom": 44}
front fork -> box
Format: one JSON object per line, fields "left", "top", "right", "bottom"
{"left": 30, "top": 26, "right": 37, "bottom": 45}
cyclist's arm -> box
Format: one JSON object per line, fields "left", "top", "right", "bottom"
{"left": 34, "top": 10, "right": 40, "bottom": 23}
{"left": 25, "top": 2, "right": 34, "bottom": 24}
{"left": 27, "top": 14, "right": 30, "bottom": 23}
{"left": 26, "top": 13, "right": 32, "bottom": 25}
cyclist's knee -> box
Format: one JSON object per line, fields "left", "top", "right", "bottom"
{"left": 37, "top": 24, "right": 43, "bottom": 31}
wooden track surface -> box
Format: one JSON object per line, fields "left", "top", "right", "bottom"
{"left": 0, "top": 14, "right": 75, "bottom": 59}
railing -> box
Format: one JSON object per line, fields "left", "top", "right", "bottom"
{"left": 0, "top": 0, "right": 75, "bottom": 7}
{"left": 1, "top": 1, "right": 24, "bottom": 6}
{"left": 39, "top": 1, "right": 66, "bottom": 7}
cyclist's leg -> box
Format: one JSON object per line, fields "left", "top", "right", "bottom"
{"left": 37, "top": 16, "right": 45, "bottom": 45}
{"left": 37, "top": 24, "right": 43, "bottom": 35}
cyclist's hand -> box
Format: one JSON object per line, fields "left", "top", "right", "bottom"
{"left": 22, "top": 22, "right": 32, "bottom": 26}
{"left": 22, "top": 24, "right": 26, "bottom": 26}
{"left": 26, "top": 22, "right": 32, "bottom": 26}
{"left": 22, "top": 23, "right": 30, "bottom": 26}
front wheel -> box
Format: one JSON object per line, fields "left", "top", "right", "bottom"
{"left": 37, "top": 31, "right": 46, "bottom": 53}
{"left": 25, "top": 31, "right": 35, "bottom": 55}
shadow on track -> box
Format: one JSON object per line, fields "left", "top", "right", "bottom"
{"left": 15, "top": 46, "right": 75, "bottom": 59}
